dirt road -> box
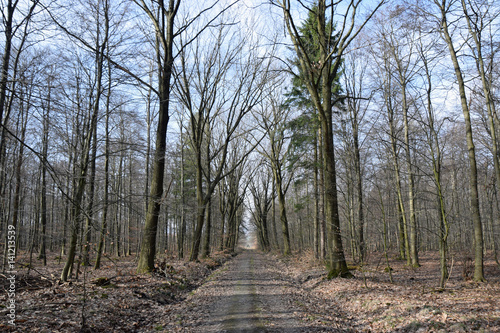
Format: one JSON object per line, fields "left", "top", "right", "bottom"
{"left": 168, "top": 250, "right": 340, "bottom": 332}
{"left": 182, "top": 250, "right": 299, "bottom": 332}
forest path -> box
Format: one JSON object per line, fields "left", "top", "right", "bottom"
{"left": 177, "top": 250, "right": 305, "bottom": 332}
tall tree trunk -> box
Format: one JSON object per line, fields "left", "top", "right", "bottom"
{"left": 420, "top": 49, "right": 450, "bottom": 288}
{"left": 178, "top": 127, "right": 186, "bottom": 258}
{"left": 401, "top": 82, "right": 419, "bottom": 268}
{"left": 383, "top": 55, "right": 410, "bottom": 263}
{"left": 321, "top": 108, "right": 349, "bottom": 277}
{"left": 391, "top": 129, "right": 410, "bottom": 266}
{"left": 38, "top": 81, "right": 51, "bottom": 265}
{"left": 281, "top": 0, "right": 361, "bottom": 278}
{"left": 115, "top": 150, "right": 124, "bottom": 256}
{"left": 94, "top": 36, "right": 112, "bottom": 270}
{"left": 352, "top": 116, "right": 365, "bottom": 263}
{"left": 127, "top": 151, "right": 133, "bottom": 256}
{"left": 83, "top": 107, "right": 97, "bottom": 267}
{"left": 137, "top": 0, "right": 177, "bottom": 273}
{"left": 462, "top": 0, "right": 500, "bottom": 227}
{"left": 94, "top": 109, "right": 109, "bottom": 269}
{"left": 439, "top": 2, "right": 484, "bottom": 281}
{"left": 202, "top": 134, "right": 212, "bottom": 258}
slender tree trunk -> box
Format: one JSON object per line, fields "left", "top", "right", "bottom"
{"left": 94, "top": 47, "right": 112, "bottom": 270}
{"left": 11, "top": 92, "right": 29, "bottom": 251}
{"left": 202, "top": 134, "right": 212, "bottom": 258}
{"left": 225, "top": 200, "right": 235, "bottom": 250}
{"left": 353, "top": 119, "right": 365, "bottom": 263}
{"left": 115, "top": 150, "right": 124, "bottom": 256}
{"left": 440, "top": 3, "right": 484, "bottom": 281}
{"left": 462, "top": 0, "right": 500, "bottom": 226}
{"left": 421, "top": 52, "right": 449, "bottom": 288}
{"left": 314, "top": 129, "right": 320, "bottom": 258}
{"left": 144, "top": 72, "right": 153, "bottom": 229}
{"left": 271, "top": 179, "right": 278, "bottom": 250}
{"left": 94, "top": 116, "right": 108, "bottom": 269}
{"left": 0, "top": 0, "right": 16, "bottom": 162}
{"left": 492, "top": 189, "right": 500, "bottom": 267}
{"left": 384, "top": 61, "right": 410, "bottom": 263}
{"left": 127, "top": 151, "right": 133, "bottom": 256}
{"left": 38, "top": 83, "right": 51, "bottom": 266}
{"left": 261, "top": 176, "right": 271, "bottom": 251}
{"left": 401, "top": 83, "right": 420, "bottom": 268}
{"left": 392, "top": 142, "right": 410, "bottom": 265}
{"left": 377, "top": 187, "right": 393, "bottom": 282}
{"left": 60, "top": 157, "right": 72, "bottom": 258}
{"left": 345, "top": 165, "right": 356, "bottom": 259}
{"left": 274, "top": 171, "right": 291, "bottom": 255}
{"left": 178, "top": 129, "right": 186, "bottom": 258}
{"left": 82, "top": 108, "right": 97, "bottom": 266}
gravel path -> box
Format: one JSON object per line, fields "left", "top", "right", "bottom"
{"left": 168, "top": 250, "right": 342, "bottom": 332}
{"left": 212, "top": 251, "right": 262, "bottom": 332}
{"left": 164, "top": 250, "right": 348, "bottom": 333}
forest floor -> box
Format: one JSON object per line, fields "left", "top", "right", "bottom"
{"left": 0, "top": 249, "right": 499, "bottom": 332}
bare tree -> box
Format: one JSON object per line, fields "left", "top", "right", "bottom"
{"left": 248, "top": 164, "right": 273, "bottom": 251}
{"left": 379, "top": 9, "right": 421, "bottom": 267}
{"left": 60, "top": 0, "right": 110, "bottom": 281}
{"left": 461, "top": 0, "right": 500, "bottom": 219}
{"left": 175, "top": 21, "right": 271, "bottom": 261}
{"left": 432, "top": 0, "right": 485, "bottom": 282}
{"left": 415, "top": 28, "right": 451, "bottom": 287}
{"left": 342, "top": 42, "right": 372, "bottom": 263}
{"left": 133, "top": 0, "right": 180, "bottom": 273}
{"left": 255, "top": 91, "right": 296, "bottom": 255}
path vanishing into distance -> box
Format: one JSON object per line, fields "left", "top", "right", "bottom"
{"left": 170, "top": 249, "right": 346, "bottom": 332}
{"left": 185, "top": 250, "right": 300, "bottom": 332}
